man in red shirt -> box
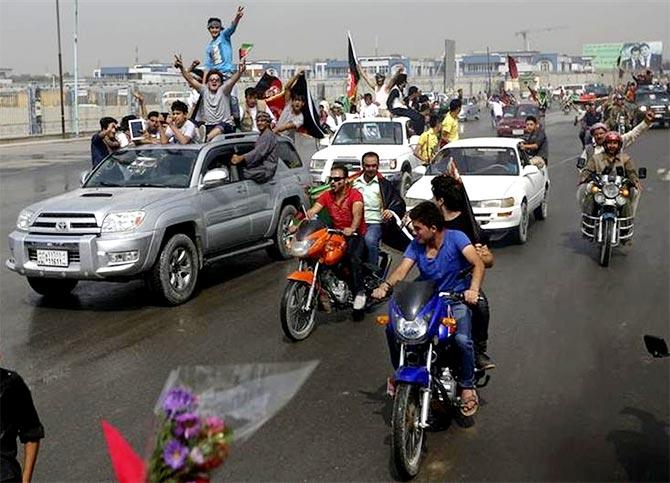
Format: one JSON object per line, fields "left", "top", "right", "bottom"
{"left": 303, "top": 163, "right": 368, "bottom": 310}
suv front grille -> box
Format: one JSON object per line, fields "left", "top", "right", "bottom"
{"left": 29, "top": 212, "right": 100, "bottom": 235}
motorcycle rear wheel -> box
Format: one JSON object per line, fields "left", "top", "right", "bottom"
{"left": 280, "top": 281, "right": 317, "bottom": 341}
{"left": 392, "top": 383, "right": 425, "bottom": 480}
{"left": 599, "top": 218, "right": 614, "bottom": 267}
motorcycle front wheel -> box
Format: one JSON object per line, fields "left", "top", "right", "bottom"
{"left": 280, "top": 280, "right": 317, "bottom": 341}
{"left": 391, "top": 383, "right": 425, "bottom": 480}
{"left": 599, "top": 218, "right": 614, "bottom": 267}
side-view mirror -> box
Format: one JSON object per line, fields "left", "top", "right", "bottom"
{"left": 409, "top": 135, "right": 420, "bottom": 146}
{"left": 319, "top": 136, "right": 331, "bottom": 147}
{"left": 522, "top": 164, "right": 540, "bottom": 176}
{"left": 201, "top": 167, "right": 229, "bottom": 189}
{"left": 644, "top": 335, "right": 669, "bottom": 358}
{"left": 80, "top": 170, "right": 90, "bottom": 187}
{"left": 638, "top": 167, "right": 647, "bottom": 179}
{"left": 412, "top": 165, "right": 427, "bottom": 177}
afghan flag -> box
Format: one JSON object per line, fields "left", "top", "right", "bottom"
{"left": 507, "top": 55, "right": 518, "bottom": 80}
{"left": 239, "top": 43, "right": 254, "bottom": 61}
{"left": 292, "top": 74, "right": 327, "bottom": 139}
{"left": 346, "top": 31, "right": 360, "bottom": 105}
{"left": 255, "top": 69, "right": 284, "bottom": 120}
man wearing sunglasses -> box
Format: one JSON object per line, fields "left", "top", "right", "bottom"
{"left": 301, "top": 163, "right": 368, "bottom": 310}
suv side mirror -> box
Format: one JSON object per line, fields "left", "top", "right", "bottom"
{"left": 638, "top": 167, "right": 647, "bottom": 179}
{"left": 80, "top": 170, "right": 90, "bottom": 187}
{"left": 409, "top": 135, "right": 420, "bottom": 147}
{"left": 412, "top": 165, "right": 426, "bottom": 176}
{"left": 576, "top": 157, "right": 586, "bottom": 169}
{"left": 201, "top": 167, "right": 229, "bottom": 189}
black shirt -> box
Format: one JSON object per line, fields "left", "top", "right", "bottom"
{"left": 444, "top": 212, "right": 489, "bottom": 246}
{"left": 90, "top": 133, "right": 109, "bottom": 168}
{"left": 1, "top": 369, "right": 44, "bottom": 481}
{"left": 523, "top": 129, "right": 548, "bottom": 160}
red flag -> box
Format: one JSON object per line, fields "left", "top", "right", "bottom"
{"left": 507, "top": 55, "right": 518, "bottom": 80}
{"left": 101, "top": 420, "right": 146, "bottom": 483}
{"left": 255, "top": 69, "right": 285, "bottom": 120}
{"left": 346, "top": 32, "right": 360, "bottom": 104}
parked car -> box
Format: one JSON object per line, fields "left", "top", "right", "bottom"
{"left": 6, "top": 134, "right": 310, "bottom": 305}
{"left": 405, "top": 137, "right": 549, "bottom": 243}
{"left": 496, "top": 103, "right": 544, "bottom": 137}
{"left": 635, "top": 91, "right": 670, "bottom": 127}
{"left": 309, "top": 117, "right": 423, "bottom": 196}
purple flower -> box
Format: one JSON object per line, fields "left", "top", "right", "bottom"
{"left": 163, "top": 439, "right": 188, "bottom": 470}
{"left": 162, "top": 387, "right": 196, "bottom": 417}
{"left": 174, "top": 412, "right": 201, "bottom": 439}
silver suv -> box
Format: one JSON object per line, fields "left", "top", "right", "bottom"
{"left": 6, "top": 134, "right": 310, "bottom": 305}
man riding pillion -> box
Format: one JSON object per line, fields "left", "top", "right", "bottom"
{"left": 372, "top": 202, "right": 485, "bottom": 416}
{"left": 293, "top": 164, "right": 369, "bottom": 310}
{"left": 578, "top": 131, "right": 642, "bottom": 220}
{"left": 351, "top": 152, "right": 406, "bottom": 270}
{"left": 580, "top": 110, "right": 655, "bottom": 164}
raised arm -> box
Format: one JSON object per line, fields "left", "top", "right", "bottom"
{"left": 283, "top": 69, "right": 304, "bottom": 102}
{"left": 132, "top": 91, "right": 147, "bottom": 119}
{"left": 174, "top": 54, "right": 203, "bottom": 91}
{"left": 385, "top": 66, "right": 404, "bottom": 89}
{"left": 223, "top": 60, "right": 246, "bottom": 95}
{"left": 358, "top": 65, "right": 375, "bottom": 90}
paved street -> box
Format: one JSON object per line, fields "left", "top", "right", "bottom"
{"left": 0, "top": 114, "right": 668, "bottom": 481}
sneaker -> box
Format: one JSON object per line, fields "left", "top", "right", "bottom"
{"left": 353, "top": 291, "right": 367, "bottom": 311}
{"left": 475, "top": 351, "right": 496, "bottom": 371}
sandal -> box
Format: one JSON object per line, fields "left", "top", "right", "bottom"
{"left": 459, "top": 390, "right": 479, "bottom": 417}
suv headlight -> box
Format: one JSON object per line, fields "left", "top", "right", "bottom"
{"left": 101, "top": 211, "right": 146, "bottom": 233}
{"left": 379, "top": 159, "right": 398, "bottom": 170}
{"left": 310, "top": 159, "right": 326, "bottom": 170}
{"left": 396, "top": 313, "right": 430, "bottom": 341}
{"left": 471, "top": 197, "right": 515, "bottom": 208}
{"left": 16, "top": 209, "right": 35, "bottom": 231}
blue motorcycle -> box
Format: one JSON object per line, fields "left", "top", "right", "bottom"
{"left": 377, "top": 280, "right": 489, "bottom": 479}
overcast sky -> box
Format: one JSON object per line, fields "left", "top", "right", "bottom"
{"left": 1, "top": 0, "right": 668, "bottom": 75}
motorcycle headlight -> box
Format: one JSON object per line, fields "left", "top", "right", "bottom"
{"left": 310, "top": 159, "right": 326, "bottom": 170}
{"left": 16, "top": 209, "right": 35, "bottom": 231}
{"left": 615, "top": 194, "right": 628, "bottom": 206}
{"left": 639, "top": 105, "right": 647, "bottom": 112}
{"left": 603, "top": 183, "right": 619, "bottom": 199}
{"left": 396, "top": 313, "right": 430, "bottom": 341}
{"left": 594, "top": 192, "right": 606, "bottom": 204}
{"left": 101, "top": 211, "right": 146, "bottom": 233}
{"left": 290, "top": 239, "right": 314, "bottom": 257}
{"left": 379, "top": 159, "right": 397, "bottom": 170}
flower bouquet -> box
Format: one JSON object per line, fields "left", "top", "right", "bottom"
{"left": 102, "top": 361, "right": 318, "bottom": 482}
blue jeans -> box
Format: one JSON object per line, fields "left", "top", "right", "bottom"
{"left": 364, "top": 223, "right": 382, "bottom": 268}
{"left": 450, "top": 302, "right": 475, "bottom": 389}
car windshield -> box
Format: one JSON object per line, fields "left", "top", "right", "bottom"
{"left": 516, "top": 105, "right": 540, "bottom": 118}
{"left": 427, "top": 147, "right": 519, "bottom": 176}
{"left": 332, "top": 122, "right": 403, "bottom": 145}
{"left": 638, "top": 92, "right": 670, "bottom": 103}
{"left": 85, "top": 148, "right": 198, "bottom": 188}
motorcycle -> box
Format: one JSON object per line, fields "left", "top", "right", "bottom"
{"left": 280, "top": 219, "right": 390, "bottom": 341}
{"left": 561, "top": 96, "right": 575, "bottom": 114}
{"left": 577, "top": 161, "right": 647, "bottom": 267}
{"left": 377, "top": 281, "right": 489, "bottom": 479}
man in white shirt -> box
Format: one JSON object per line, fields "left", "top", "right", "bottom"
{"left": 326, "top": 101, "right": 347, "bottom": 132}
{"left": 160, "top": 100, "right": 200, "bottom": 144}
{"left": 488, "top": 96, "right": 504, "bottom": 128}
{"left": 239, "top": 87, "right": 276, "bottom": 132}
{"left": 359, "top": 93, "right": 380, "bottom": 118}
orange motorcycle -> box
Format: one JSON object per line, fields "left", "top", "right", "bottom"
{"left": 280, "top": 219, "right": 390, "bottom": 341}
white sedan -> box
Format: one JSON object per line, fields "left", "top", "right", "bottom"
{"left": 404, "top": 137, "right": 549, "bottom": 244}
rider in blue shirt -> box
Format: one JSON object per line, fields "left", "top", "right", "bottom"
{"left": 204, "top": 7, "right": 244, "bottom": 75}
{"left": 373, "top": 201, "right": 484, "bottom": 416}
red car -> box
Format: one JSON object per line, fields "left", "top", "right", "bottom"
{"left": 496, "top": 103, "right": 544, "bottom": 137}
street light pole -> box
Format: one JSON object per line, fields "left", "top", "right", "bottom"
{"left": 55, "top": 0, "right": 66, "bottom": 137}
{"left": 74, "top": 0, "right": 79, "bottom": 136}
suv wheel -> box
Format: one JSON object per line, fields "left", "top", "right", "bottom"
{"left": 147, "top": 233, "right": 199, "bottom": 305}
{"left": 267, "top": 204, "right": 297, "bottom": 260}
{"left": 27, "top": 277, "right": 78, "bottom": 297}
{"left": 400, "top": 171, "right": 413, "bottom": 199}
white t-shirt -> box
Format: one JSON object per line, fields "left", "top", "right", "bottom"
{"left": 239, "top": 104, "right": 276, "bottom": 132}
{"left": 165, "top": 120, "right": 200, "bottom": 144}
{"left": 359, "top": 102, "right": 380, "bottom": 118}
{"left": 375, "top": 85, "right": 390, "bottom": 107}
{"left": 116, "top": 132, "right": 130, "bottom": 147}
{"left": 277, "top": 105, "right": 304, "bottom": 140}
{"left": 489, "top": 100, "right": 504, "bottom": 117}
{"left": 326, "top": 114, "right": 346, "bottom": 132}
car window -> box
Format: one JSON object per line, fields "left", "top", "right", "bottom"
{"left": 428, "top": 147, "right": 519, "bottom": 176}
{"left": 332, "top": 122, "right": 403, "bottom": 145}
{"left": 277, "top": 142, "right": 302, "bottom": 169}
{"left": 201, "top": 145, "right": 254, "bottom": 184}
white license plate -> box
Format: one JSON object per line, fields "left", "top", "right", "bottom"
{"left": 36, "top": 249, "right": 68, "bottom": 267}
{"left": 512, "top": 129, "right": 524, "bottom": 135}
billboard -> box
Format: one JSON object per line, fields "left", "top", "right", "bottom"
{"left": 583, "top": 42, "right": 663, "bottom": 71}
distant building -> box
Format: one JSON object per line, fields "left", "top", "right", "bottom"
{"left": 456, "top": 51, "right": 594, "bottom": 77}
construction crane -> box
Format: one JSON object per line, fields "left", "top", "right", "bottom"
{"left": 515, "top": 26, "right": 567, "bottom": 51}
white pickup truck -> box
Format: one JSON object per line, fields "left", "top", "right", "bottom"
{"left": 309, "top": 117, "right": 423, "bottom": 196}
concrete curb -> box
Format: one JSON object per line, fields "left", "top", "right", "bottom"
{"left": 0, "top": 134, "right": 93, "bottom": 149}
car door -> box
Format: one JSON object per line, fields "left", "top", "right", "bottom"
{"left": 198, "top": 146, "right": 252, "bottom": 253}
{"left": 517, "top": 146, "right": 543, "bottom": 208}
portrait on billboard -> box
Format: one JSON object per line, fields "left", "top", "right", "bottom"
{"left": 619, "top": 41, "right": 663, "bottom": 71}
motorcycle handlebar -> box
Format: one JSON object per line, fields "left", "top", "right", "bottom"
{"left": 438, "top": 291, "right": 484, "bottom": 302}
{"left": 326, "top": 228, "right": 359, "bottom": 236}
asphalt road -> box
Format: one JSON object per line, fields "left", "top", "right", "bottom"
{"left": 0, "top": 113, "right": 668, "bottom": 482}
